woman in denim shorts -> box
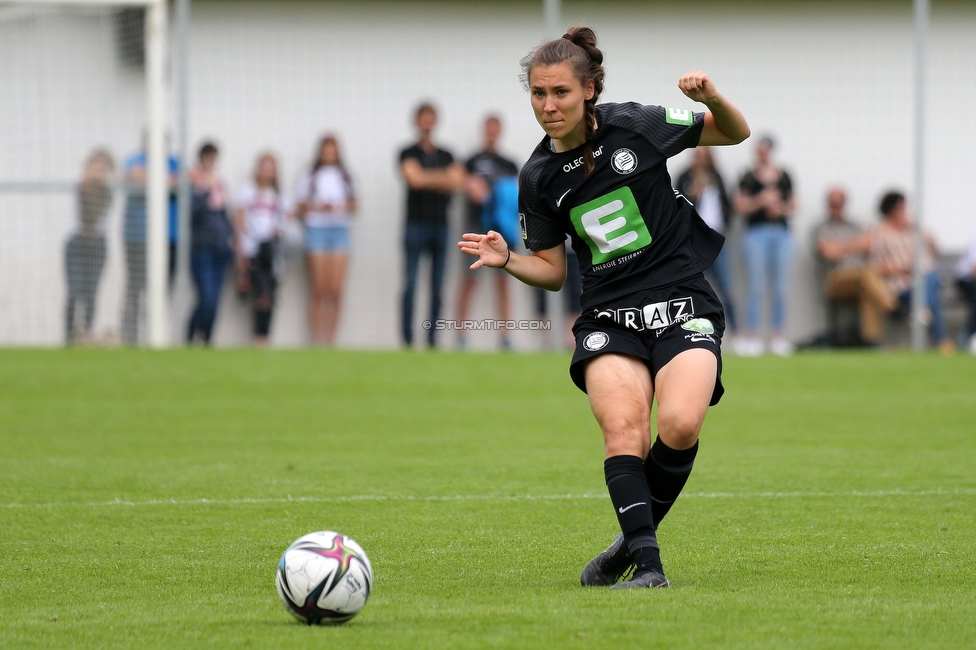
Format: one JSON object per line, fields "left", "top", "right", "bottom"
{"left": 296, "top": 135, "right": 356, "bottom": 345}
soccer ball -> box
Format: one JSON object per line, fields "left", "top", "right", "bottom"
{"left": 275, "top": 531, "right": 373, "bottom": 625}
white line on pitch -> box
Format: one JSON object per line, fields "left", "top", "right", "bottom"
{"left": 2, "top": 488, "right": 975, "bottom": 510}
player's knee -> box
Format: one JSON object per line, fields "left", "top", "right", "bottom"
{"left": 601, "top": 416, "right": 650, "bottom": 457}
{"left": 657, "top": 409, "right": 704, "bottom": 448}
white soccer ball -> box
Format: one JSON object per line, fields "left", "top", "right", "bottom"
{"left": 275, "top": 530, "right": 373, "bottom": 625}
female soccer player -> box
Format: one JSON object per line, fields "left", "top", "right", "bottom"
{"left": 459, "top": 27, "right": 750, "bottom": 588}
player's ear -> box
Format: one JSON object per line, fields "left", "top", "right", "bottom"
{"left": 584, "top": 78, "right": 595, "bottom": 101}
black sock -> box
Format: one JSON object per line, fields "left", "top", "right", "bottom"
{"left": 645, "top": 438, "right": 699, "bottom": 526}
{"left": 604, "top": 455, "right": 660, "bottom": 573}
{"left": 631, "top": 546, "right": 663, "bottom": 575}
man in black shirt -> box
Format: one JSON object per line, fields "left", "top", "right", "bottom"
{"left": 457, "top": 116, "right": 520, "bottom": 349}
{"left": 398, "top": 103, "right": 464, "bottom": 348}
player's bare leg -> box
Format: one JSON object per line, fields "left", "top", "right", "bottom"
{"left": 654, "top": 349, "right": 715, "bottom": 451}
{"left": 580, "top": 354, "right": 668, "bottom": 587}
{"left": 581, "top": 349, "right": 716, "bottom": 588}
{"left": 586, "top": 354, "right": 653, "bottom": 459}
{"left": 642, "top": 348, "right": 715, "bottom": 521}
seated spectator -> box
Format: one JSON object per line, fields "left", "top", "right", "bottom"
{"left": 831, "top": 191, "right": 950, "bottom": 350}
{"left": 955, "top": 231, "right": 976, "bottom": 354}
{"left": 814, "top": 187, "right": 896, "bottom": 346}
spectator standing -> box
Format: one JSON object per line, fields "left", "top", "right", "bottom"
{"left": 398, "top": 103, "right": 464, "bottom": 348}
{"left": 814, "top": 188, "right": 896, "bottom": 346}
{"left": 457, "top": 115, "right": 520, "bottom": 350}
{"left": 120, "top": 136, "right": 179, "bottom": 345}
{"left": 235, "top": 153, "right": 290, "bottom": 346}
{"left": 955, "top": 231, "right": 976, "bottom": 354}
{"left": 65, "top": 149, "right": 115, "bottom": 344}
{"left": 186, "top": 142, "right": 234, "bottom": 345}
{"left": 296, "top": 135, "right": 356, "bottom": 346}
{"left": 675, "top": 147, "right": 737, "bottom": 337}
{"left": 734, "top": 136, "right": 795, "bottom": 356}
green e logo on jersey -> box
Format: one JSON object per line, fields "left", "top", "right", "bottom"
{"left": 569, "top": 186, "right": 651, "bottom": 265}
{"left": 666, "top": 107, "right": 693, "bottom": 125}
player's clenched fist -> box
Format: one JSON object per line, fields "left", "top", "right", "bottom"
{"left": 678, "top": 70, "right": 718, "bottom": 104}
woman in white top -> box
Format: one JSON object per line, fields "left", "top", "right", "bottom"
{"left": 235, "top": 153, "right": 290, "bottom": 345}
{"left": 296, "top": 135, "right": 357, "bottom": 345}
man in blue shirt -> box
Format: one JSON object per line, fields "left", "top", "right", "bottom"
{"left": 121, "top": 145, "right": 179, "bottom": 345}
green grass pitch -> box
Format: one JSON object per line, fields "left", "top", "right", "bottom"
{"left": 1, "top": 348, "right": 974, "bottom": 649}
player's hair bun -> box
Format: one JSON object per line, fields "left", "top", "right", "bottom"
{"left": 562, "top": 27, "right": 604, "bottom": 68}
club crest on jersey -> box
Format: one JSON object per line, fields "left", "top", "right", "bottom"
{"left": 610, "top": 148, "right": 638, "bottom": 175}
{"left": 582, "top": 331, "right": 609, "bottom": 351}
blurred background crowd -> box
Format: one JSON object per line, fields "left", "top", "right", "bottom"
{"left": 2, "top": 0, "right": 974, "bottom": 353}
{"left": 61, "top": 119, "right": 976, "bottom": 355}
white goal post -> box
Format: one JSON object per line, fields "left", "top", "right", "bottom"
{"left": 3, "top": 0, "right": 168, "bottom": 347}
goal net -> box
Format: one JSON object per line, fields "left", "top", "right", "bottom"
{"left": 0, "top": 0, "right": 168, "bottom": 347}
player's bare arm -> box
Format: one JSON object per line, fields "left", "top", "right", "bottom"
{"left": 458, "top": 232, "right": 566, "bottom": 291}
{"left": 678, "top": 71, "right": 751, "bottom": 146}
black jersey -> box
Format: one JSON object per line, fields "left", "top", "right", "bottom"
{"left": 738, "top": 168, "right": 793, "bottom": 227}
{"left": 518, "top": 102, "right": 724, "bottom": 311}
{"left": 399, "top": 143, "right": 455, "bottom": 227}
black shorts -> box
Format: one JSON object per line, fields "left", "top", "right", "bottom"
{"left": 569, "top": 274, "right": 726, "bottom": 406}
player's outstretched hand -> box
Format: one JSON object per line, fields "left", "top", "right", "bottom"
{"left": 678, "top": 70, "right": 718, "bottom": 104}
{"left": 458, "top": 231, "right": 509, "bottom": 270}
